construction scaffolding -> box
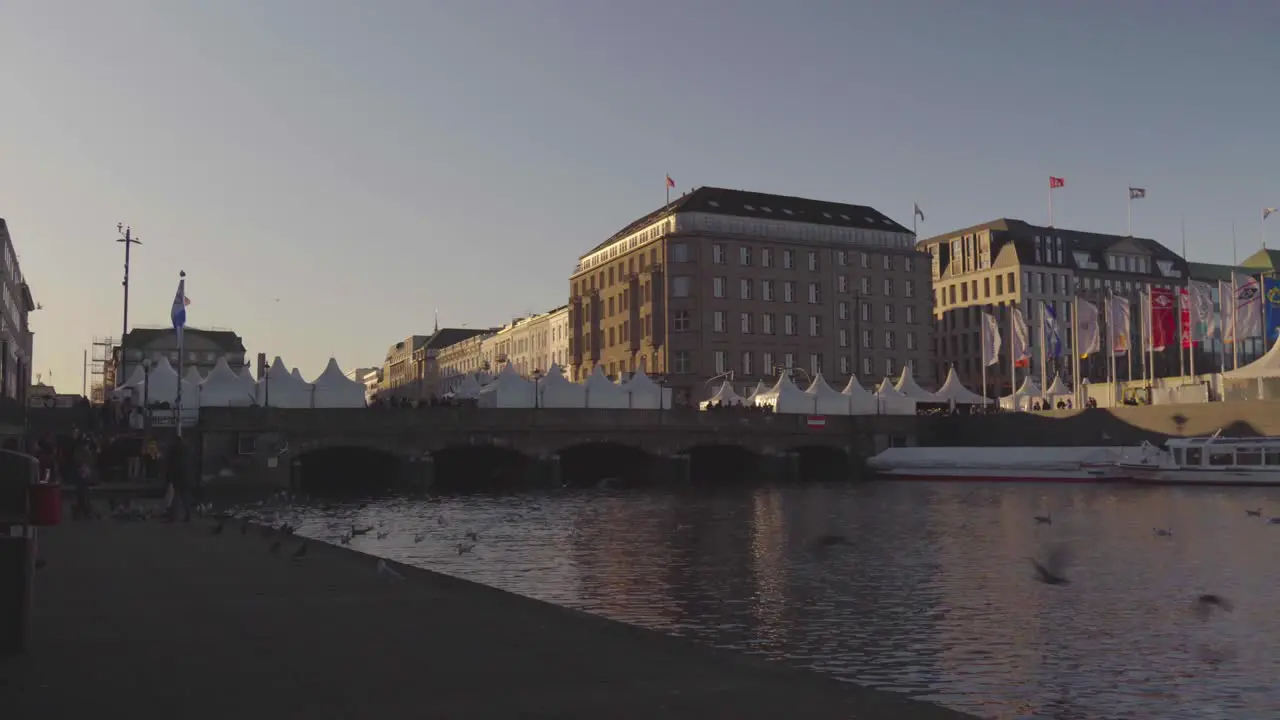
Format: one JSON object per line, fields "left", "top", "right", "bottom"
{"left": 91, "top": 335, "right": 115, "bottom": 404}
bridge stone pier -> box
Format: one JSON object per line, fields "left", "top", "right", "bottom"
{"left": 196, "top": 407, "right": 922, "bottom": 492}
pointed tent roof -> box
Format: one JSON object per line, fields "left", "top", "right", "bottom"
{"left": 933, "top": 367, "right": 990, "bottom": 404}
{"left": 755, "top": 372, "right": 813, "bottom": 413}
{"left": 183, "top": 367, "right": 204, "bottom": 386}
{"left": 290, "top": 368, "right": 306, "bottom": 383}
{"left": 453, "top": 373, "right": 483, "bottom": 399}
{"left": 312, "top": 358, "right": 367, "bottom": 407}
{"left": 1045, "top": 374, "right": 1073, "bottom": 396}
{"left": 894, "top": 366, "right": 938, "bottom": 401}
{"left": 260, "top": 357, "right": 312, "bottom": 407}
{"left": 201, "top": 357, "right": 239, "bottom": 387}
{"left": 1014, "top": 375, "right": 1042, "bottom": 397}
{"left": 839, "top": 375, "right": 878, "bottom": 413}
{"left": 803, "top": 373, "right": 842, "bottom": 399}
{"left": 121, "top": 364, "right": 146, "bottom": 388}
{"left": 875, "top": 378, "right": 906, "bottom": 397}
{"left": 477, "top": 363, "right": 537, "bottom": 407}
{"left": 621, "top": 365, "right": 661, "bottom": 394}
{"left": 804, "top": 373, "right": 852, "bottom": 415}
{"left": 746, "top": 380, "right": 771, "bottom": 401}
{"left": 1223, "top": 333, "right": 1280, "bottom": 379}
{"left": 841, "top": 375, "right": 874, "bottom": 399}
{"left": 700, "top": 380, "right": 745, "bottom": 408}
{"left": 583, "top": 365, "right": 630, "bottom": 407}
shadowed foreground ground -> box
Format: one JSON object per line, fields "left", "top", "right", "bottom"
{"left": 2, "top": 518, "right": 975, "bottom": 719}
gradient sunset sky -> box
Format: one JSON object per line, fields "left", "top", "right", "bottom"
{"left": 2, "top": 0, "right": 1277, "bottom": 391}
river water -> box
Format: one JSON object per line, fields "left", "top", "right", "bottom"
{"left": 281, "top": 481, "right": 1280, "bottom": 719}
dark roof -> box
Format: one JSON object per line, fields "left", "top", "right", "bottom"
{"left": 424, "top": 328, "right": 489, "bottom": 350}
{"left": 919, "top": 218, "right": 1188, "bottom": 277}
{"left": 585, "top": 186, "right": 911, "bottom": 257}
{"left": 122, "top": 327, "right": 245, "bottom": 352}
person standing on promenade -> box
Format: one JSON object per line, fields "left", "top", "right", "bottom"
{"left": 71, "top": 433, "right": 95, "bottom": 520}
{"left": 164, "top": 435, "right": 193, "bottom": 522}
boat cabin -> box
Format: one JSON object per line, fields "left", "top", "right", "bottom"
{"left": 1166, "top": 437, "right": 1280, "bottom": 469}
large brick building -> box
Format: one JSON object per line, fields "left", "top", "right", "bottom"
{"left": 567, "top": 187, "right": 934, "bottom": 404}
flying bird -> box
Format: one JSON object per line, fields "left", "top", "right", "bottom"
{"left": 1028, "top": 544, "right": 1071, "bottom": 586}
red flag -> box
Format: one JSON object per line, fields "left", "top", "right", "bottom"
{"left": 665, "top": 174, "right": 675, "bottom": 189}
{"left": 1149, "top": 287, "right": 1176, "bottom": 351}
{"left": 1049, "top": 176, "right": 1065, "bottom": 189}
{"left": 1178, "top": 287, "right": 1195, "bottom": 348}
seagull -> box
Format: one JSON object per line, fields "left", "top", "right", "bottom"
{"left": 1028, "top": 545, "right": 1071, "bottom": 586}
{"left": 1193, "top": 594, "right": 1234, "bottom": 621}
{"left": 1033, "top": 513, "right": 1052, "bottom": 525}
{"left": 465, "top": 531, "right": 479, "bottom": 542}
{"left": 1154, "top": 528, "right": 1174, "bottom": 537}
{"left": 413, "top": 533, "right": 426, "bottom": 543}
{"left": 1269, "top": 517, "right": 1280, "bottom": 525}
{"left": 376, "top": 531, "right": 389, "bottom": 540}
{"left": 1245, "top": 508, "right": 1262, "bottom": 517}
{"left": 456, "top": 542, "right": 475, "bottom": 555}
{"left": 340, "top": 532, "right": 352, "bottom": 545}
{"left": 352, "top": 525, "right": 373, "bottom": 536}
{"left": 292, "top": 542, "right": 308, "bottom": 560}
{"left": 376, "top": 559, "right": 404, "bottom": 580}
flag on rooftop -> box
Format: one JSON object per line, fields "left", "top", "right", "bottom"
{"left": 171, "top": 273, "right": 189, "bottom": 330}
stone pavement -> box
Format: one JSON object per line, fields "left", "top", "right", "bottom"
{"left": 2, "top": 518, "right": 976, "bottom": 719}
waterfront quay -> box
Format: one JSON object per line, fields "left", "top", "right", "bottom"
{"left": 195, "top": 407, "right": 923, "bottom": 492}
{"left": 5, "top": 519, "right": 975, "bottom": 720}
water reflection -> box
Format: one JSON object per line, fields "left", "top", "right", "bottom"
{"left": 284, "top": 482, "right": 1280, "bottom": 719}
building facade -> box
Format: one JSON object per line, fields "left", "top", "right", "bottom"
{"left": 379, "top": 335, "right": 430, "bottom": 397}
{"left": 0, "top": 219, "right": 36, "bottom": 407}
{"left": 567, "top": 187, "right": 934, "bottom": 404}
{"left": 108, "top": 327, "right": 247, "bottom": 388}
{"left": 921, "top": 219, "right": 1189, "bottom": 394}
{"left": 436, "top": 330, "right": 497, "bottom": 393}
{"left": 490, "top": 305, "right": 571, "bottom": 378}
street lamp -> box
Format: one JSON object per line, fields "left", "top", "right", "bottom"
{"left": 532, "top": 368, "right": 544, "bottom": 409}
{"left": 141, "top": 357, "right": 153, "bottom": 428}
{"left": 116, "top": 223, "right": 142, "bottom": 348}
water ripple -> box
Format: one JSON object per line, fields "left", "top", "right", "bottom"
{"left": 276, "top": 482, "right": 1280, "bottom": 719}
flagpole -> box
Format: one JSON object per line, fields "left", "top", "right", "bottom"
{"left": 1048, "top": 184, "right": 1054, "bottom": 227}
{"left": 1177, "top": 290, "right": 1185, "bottom": 379}
{"left": 1008, "top": 306, "right": 1016, "bottom": 408}
{"left": 666, "top": 176, "right": 670, "bottom": 205}
{"left": 175, "top": 271, "right": 186, "bottom": 438}
{"left": 1038, "top": 300, "right": 1047, "bottom": 396}
{"left": 1231, "top": 270, "right": 1240, "bottom": 370}
{"left": 1107, "top": 291, "right": 1116, "bottom": 407}
{"left": 1072, "top": 295, "right": 1081, "bottom": 407}
{"left": 1127, "top": 193, "right": 1132, "bottom": 237}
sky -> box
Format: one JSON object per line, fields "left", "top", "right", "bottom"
{"left": 2, "top": 0, "right": 1277, "bottom": 393}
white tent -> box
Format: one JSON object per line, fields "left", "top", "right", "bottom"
{"left": 235, "top": 366, "right": 259, "bottom": 404}
{"left": 111, "top": 365, "right": 148, "bottom": 400}
{"left": 1044, "top": 374, "right": 1073, "bottom": 397}
{"left": 1000, "top": 376, "right": 1043, "bottom": 411}
{"left": 582, "top": 365, "right": 630, "bottom": 408}
{"left": 1221, "top": 335, "right": 1280, "bottom": 400}
{"left": 620, "top": 365, "right": 668, "bottom": 409}
{"left": 699, "top": 380, "right": 746, "bottom": 409}
{"left": 183, "top": 367, "right": 204, "bottom": 405}
{"left": 894, "top": 366, "right": 939, "bottom": 402}
{"left": 312, "top": 358, "right": 367, "bottom": 408}
{"left": 198, "top": 358, "right": 246, "bottom": 407}
{"left": 538, "top": 364, "right": 586, "bottom": 408}
{"left": 477, "top": 364, "right": 537, "bottom": 408}
{"left": 745, "top": 380, "right": 771, "bottom": 403}
{"left": 841, "top": 376, "right": 880, "bottom": 415}
{"left": 754, "top": 374, "right": 814, "bottom": 414}
{"left": 933, "top": 367, "right": 990, "bottom": 405}
{"left": 291, "top": 367, "right": 306, "bottom": 383}
{"left": 136, "top": 356, "right": 200, "bottom": 406}
{"left": 184, "top": 367, "right": 204, "bottom": 385}
{"left": 452, "top": 373, "right": 483, "bottom": 400}
{"left": 875, "top": 378, "right": 918, "bottom": 415}
{"left": 257, "top": 357, "right": 312, "bottom": 408}
{"left": 805, "top": 373, "right": 850, "bottom": 415}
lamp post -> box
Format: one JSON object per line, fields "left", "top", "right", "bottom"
{"left": 532, "top": 368, "right": 544, "bottom": 409}
{"left": 141, "top": 358, "right": 153, "bottom": 428}
{"left": 116, "top": 223, "right": 142, "bottom": 359}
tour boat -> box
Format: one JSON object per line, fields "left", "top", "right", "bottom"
{"left": 868, "top": 446, "right": 1143, "bottom": 483}
{"left": 1116, "top": 433, "right": 1280, "bottom": 486}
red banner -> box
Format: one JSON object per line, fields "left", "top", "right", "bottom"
{"left": 1150, "top": 287, "right": 1176, "bottom": 351}
{"left": 1179, "top": 287, "right": 1195, "bottom": 348}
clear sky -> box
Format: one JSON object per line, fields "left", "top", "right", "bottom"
{"left": 2, "top": 0, "right": 1277, "bottom": 392}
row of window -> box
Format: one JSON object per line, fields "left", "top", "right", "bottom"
{"left": 709, "top": 277, "right": 917, "bottom": 302}
{"left": 690, "top": 306, "right": 920, "bottom": 335}
{"left": 699, "top": 243, "right": 915, "bottom": 273}
{"left": 692, "top": 350, "right": 915, "bottom": 381}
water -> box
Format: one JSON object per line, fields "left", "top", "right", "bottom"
{"left": 278, "top": 482, "right": 1280, "bottom": 719}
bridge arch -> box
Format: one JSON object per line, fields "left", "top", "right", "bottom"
{"left": 556, "top": 441, "right": 655, "bottom": 488}
{"left": 294, "top": 444, "right": 406, "bottom": 494}
{"left": 431, "top": 443, "right": 533, "bottom": 493}
{"left": 790, "top": 445, "right": 854, "bottom": 482}
{"left": 683, "top": 443, "right": 764, "bottom": 484}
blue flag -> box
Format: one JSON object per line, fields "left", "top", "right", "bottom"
{"left": 1263, "top": 277, "right": 1280, "bottom": 345}
{"left": 1043, "top": 304, "right": 1063, "bottom": 357}
{"left": 171, "top": 274, "right": 189, "bottom": 330}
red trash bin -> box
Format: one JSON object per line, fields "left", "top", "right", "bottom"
{"left": 27, "top": 483, "right": 62, "bottom": 527}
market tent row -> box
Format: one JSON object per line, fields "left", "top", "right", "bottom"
{"left": 472, "top": 364, "right": 673, "bottom": 409}
{"left": 746, "top": 373, "right": 914, "bottom": 415}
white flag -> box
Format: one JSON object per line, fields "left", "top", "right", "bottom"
{"left": 1108, "top": 295, "right": 1131, "bottom": 354}
{"left": 1187, "top": 281, "right": 1215, "bottom": 341}
{"left": 1224, "top": 275, "right": 1263, "bottom": 343}
{"left": 1011, "top": 307, "right": 1030, "bottom": 367}
{"left": 981, "top": 312, "right": 1001, "bottom": 367}
{"left": 1076, "top": 299, "right": 1100, "bottom": 358}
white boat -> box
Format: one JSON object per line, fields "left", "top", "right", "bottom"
{"left": 1117, "top": 433, "right": 1280, "bottom": 486}
{"left": 868, "top": 446, "right": 1141, "bottom": 483}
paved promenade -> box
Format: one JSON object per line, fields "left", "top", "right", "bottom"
{"left": 3, "top": 518, "right": 975, "bottom": 719}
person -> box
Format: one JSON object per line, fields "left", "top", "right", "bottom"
{"left": 164, "top": 435, "right": 193, "bottom": 522}
{"left": 72, "top": 435, "right": 95, "bottom": 519}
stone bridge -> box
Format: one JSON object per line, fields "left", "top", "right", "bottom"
{"left": 196, "top": 407, "right": 922, "bottom": 492}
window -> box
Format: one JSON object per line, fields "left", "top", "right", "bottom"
{"left": 673, "top": 351, "right": 691, "bottom": 373}
{"left": 904, "top": 257, "right": 914, "bottom": 272}
{"left": 861, "top": 303, "right": 872, "bottom": 323}
{"left": 740, "top": 278, "right": 753, "bottom": 300}
{"left": 761, "top": 279, "right": 775, "bottom": 301}
{"left": 671, "top": 277, "right": 691, "bottom": 297}
{"left": 861, "top": 329, "right": 872, "bottom": 348}
{"left": 783, "top": 281, "right": 796, "bottom": 302}
{"left": 762, "top": 248, "right": 774, "bottom": 268}
{"left": 761, "top": 313, "right": 775, "bottom": 334}
{"left": 739, "top": 246, "right": 752, "bottom": 265}
{"left": 905, "top": 279, "right": 915, "bottom": 298}
{"left": 762, "top": 352, "right": 774, "bottom": 374}
{"left": 883, "top": 255, "right": 892, "bottom": 271}
{"left": 783, "top": 353, "right": 795, "bottom": 369}
{"left": 861, "top": 276, "right": 872, "bottom": 295}
{"left": 884, "top": 278, "right": 894, "bottom": 297}
{"left": 884, "top": 330, "right": 895, "bottom": 349}
{"left": 713, "top": 244, "right": 726, "bottom": 264}
{"left": 809, "top": 353, "right": 823, "bottom": 377}
{"left": 784, "top": 314, "right": 797, "bottom": 335}
{"left": 838, "top": 275, "right": 849, "bottom": 292}
{"left": 838, "top": 301, "right": 849, "bottom": 320}
{"left": 783, "top": 249, "right": 795, "bottom": 269}
{"left": 671, "top": 243, "right": 690, "bottom": 263}
{"left": 906, "top": 331, "right": 917, "bottom": 350}
{"left": 906, "top": 306, "right": 917, "bottom": 324}
{"left": 884, "top": 304, "right": 895, "bottom": 323}
{"left": 714, "top": 351, "right": 727, "bottom": 374}
{"left": 862, "top": 357, "right": 873, "bottom": 375}
{"left": 740, "top": 313, "right": 753, "bottom": 334}
{"left": 673, "top": 310, "right": 691, "bottom": 332}
{"left": 741, "top": 351, "right": 753, "bottom": 376}
{"left": 808, "top": 283, "right": 821, "bottom": 303}
{"left": 840, "top": 355, "right": 851, "bottom": 374}
{"left": 996, "top": 275, "right": 1004, "bottom": 295}
{"left": 861, "top": 253, "right": 871, "bottom": 269}
{"left": 885, "top": 357, "right": 895, "bottom": 376}
{"left": 838, "top": 328, "right": 850, "bottom": 347}
{"left": 809, "top": 316, "right": 822, "bottom": 337}
{"left": 713, "top": 277, "right": 726, "bottom": 298}
{"left": 837, "top": 250, "right": 848, "bottom": 266}
{"left": 808, "top": 252, "right": 819, "bottom": 271}
{"left": 713, "top": 311, "right": 726, "bottom": 333}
